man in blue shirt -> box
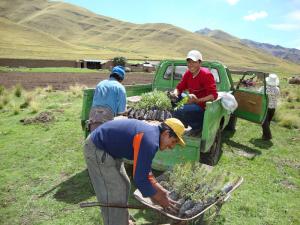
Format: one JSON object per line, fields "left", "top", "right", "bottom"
{"left": 88, "top": 66, "right": 127, "bottom": 131}
{"left": 84, "top": 118, "right": 186, "bottom": 225}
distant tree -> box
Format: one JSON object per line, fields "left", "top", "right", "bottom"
{"left": 112, "top": 56, "right": 127, "bottom": 67}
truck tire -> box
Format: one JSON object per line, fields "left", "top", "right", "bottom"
{"left": 225, "top": 114, "right": 237, "bottom": 131}
{"left": 200, "top": 128, "right": 222, "bottom": 166}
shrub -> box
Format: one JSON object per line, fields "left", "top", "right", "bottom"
{"left": 30, "top": 101, "right": 40, "bottom": 113}
{"left": 112, "top": 56, "right": 127, "bottom": 67}
{"left": 69, "top": 84, "right": 86, "bottom": 97}
{"left": 2, "top": 95, "right": 9, "bottom": 105}
{"left": 20, "top": 94, "right": 33, "bottom": 109}
{"left": 10, "top": 102, "right": 20, "bottom": 115}
{"left": 44, "top": 85, "right": 53, "bottom": 92}
{"left": 14, "top": 84, "right": 23, "bottom": 97}
{"left": 0, "top": 85, "right": 5, "bottom": 96}
{"left": 34, "top": 87, "right": 43, "bottom": 95}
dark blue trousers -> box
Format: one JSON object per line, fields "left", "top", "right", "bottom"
{"left": 173, "top": 103, "right": 204, "bottom": 130}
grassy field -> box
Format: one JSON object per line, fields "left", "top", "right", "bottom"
{"left": 0, "top": 84, "right": 299, "bottom": 225}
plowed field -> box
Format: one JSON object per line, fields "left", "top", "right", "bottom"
{"left": 0, "top": 72, "right": 154, "bottom": 90}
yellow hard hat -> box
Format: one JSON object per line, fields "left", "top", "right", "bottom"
{"left": 164, "top": 118, "right": 186, "bottom": 146}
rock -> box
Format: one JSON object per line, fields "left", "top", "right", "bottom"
{"left": 288, "top": 76, "right": 300, "bottom": 84}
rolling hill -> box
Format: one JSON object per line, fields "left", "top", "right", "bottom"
{"left": 1, "top": 0, "right": 300, "bottom": 73}
{"left": 196, "top": 28, "right": 300, "bottom": 64}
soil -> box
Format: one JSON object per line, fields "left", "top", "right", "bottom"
{"left": 20, "top": 111, "right": 55, "bottom": 124}
{"left": 0, "top": 72, "right": 154, "bottom": 90}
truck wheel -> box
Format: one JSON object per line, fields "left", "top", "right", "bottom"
{"left": 225, "top": 114, "right": 237, "bottom": 131}
{"left": 200, "top": 128, "right": 222, "bottom": 166}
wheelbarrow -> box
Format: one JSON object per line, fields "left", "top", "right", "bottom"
{"left": 133, "top": 176, "right": 244, "bottom": 224}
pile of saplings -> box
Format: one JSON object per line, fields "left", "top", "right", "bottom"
{"left": 156, "top": 163, "right": 240, "bottom": 218}
{"left": 127, "top": 90, "right": 173, "bottom": 121}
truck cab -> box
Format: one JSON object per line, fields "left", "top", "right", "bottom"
{"left": 81, "top": 60, "right": 268, "bottom": 170}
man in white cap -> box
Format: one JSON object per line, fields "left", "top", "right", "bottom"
{"left": 171, "top": 50, "right": 218, "bottom": 136}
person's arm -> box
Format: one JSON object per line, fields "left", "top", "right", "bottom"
{"left": 148, "top": 173, "right": 178, "bottom": 213}
{"left": 133, "top": 135, "right": 178, "bottom": 212}
{"left": 116, "top": 86, "right": 127, "bottom": 115}
{"left": 188, "top": 93, "right": 215, "bottom": 104}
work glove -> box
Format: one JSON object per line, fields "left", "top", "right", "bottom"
{"left": 166, "top": 90, "right": 178, "bottom": 103}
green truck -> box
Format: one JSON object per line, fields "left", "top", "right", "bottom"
{"left": 81, "top": 60, "right": 268, "bottom": 170}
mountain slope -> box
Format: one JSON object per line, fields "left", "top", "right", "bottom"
{"left": 1, "top": 0, "right": 300, "bottom": 73}
{"left": 196, "top": 28, "right": 300, "bottom": 65}
{"left": 241, "top": 39, "right": 300, "bottom": 64}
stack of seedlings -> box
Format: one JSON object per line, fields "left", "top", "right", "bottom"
{"left": 127, "top": 90, "right": 173, "bottom": 121}
{"left": 156, "top": 163, "right": 240, "bottom": 218}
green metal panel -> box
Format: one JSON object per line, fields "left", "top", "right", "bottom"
{"left": 200, "top": 99, "right": 228, "bottom": 153}
{"left": 81, "top": 89, "right": 95, "bottom": 128}
{"left": 81, "top": 88, "right": 95, "bottom": 137}
{"left": 151, "top": 136, "right": 201, "bottom": 171}
{"left": 125, "top": 84, "right": 152, "bottom": 97}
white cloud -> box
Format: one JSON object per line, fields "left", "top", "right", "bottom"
{"left": 243, "top": 11, "right": 268, "bottom": 21}
{"left": 287, "top": 10, "right": 300, "bottom": 21}
{"left": 269, "top": 23, "right": 300, "bottom": 31}
{"left": 226, "top": 0, "right": 239, "bottom": 5}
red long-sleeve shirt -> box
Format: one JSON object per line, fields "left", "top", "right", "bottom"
{"left": 176, "top": 67, "right": 218, "bottom": 109}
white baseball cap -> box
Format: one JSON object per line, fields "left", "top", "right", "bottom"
{"left": 186, "top": 50, "right": 203, "bottom": 62}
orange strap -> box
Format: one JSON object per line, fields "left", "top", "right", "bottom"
{"left": 132, "top": 133, "right": 144, "bottom": 177}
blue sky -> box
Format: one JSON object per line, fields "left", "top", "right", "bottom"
{"left": 62, "top": 0, "right": 300, "bottom": 49}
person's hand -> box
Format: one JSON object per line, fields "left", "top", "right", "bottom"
{"left": 188, "top": 94, "right": 198, "bottom": 104}
{"left": 151, "top": 190, "right": 179, "bottom": 214}
{"left": 167, "top": 90, "right": 178, "bottom": 103}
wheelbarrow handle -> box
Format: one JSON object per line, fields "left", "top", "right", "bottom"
{"left": 80, "top": 201, "right": 147, "bottom": 209}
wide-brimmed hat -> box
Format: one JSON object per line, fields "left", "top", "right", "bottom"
{"left": 266, "top": 73, "right": 279, "bottom": 86}
{"left": 164, "top": 118, "right": 185, "bottom": 146}
{"left": 186, "top": 50, "right": 203, "bottom": 62}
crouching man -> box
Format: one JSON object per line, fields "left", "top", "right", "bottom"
{"left": 83, "top": 118, "right": 186, "bottom": 225}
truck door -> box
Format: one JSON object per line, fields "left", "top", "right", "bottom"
{"left": 229, "top": 70, "right": 268, "bottom": 123}
{"left": 153, "top": 61, "right": 175, "bottom": 91}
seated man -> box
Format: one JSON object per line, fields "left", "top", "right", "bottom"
{"left": 172, "top": 50, "right": 218, "bottom": 136}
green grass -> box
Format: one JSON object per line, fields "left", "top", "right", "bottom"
{"left": 0, "top": 88, "right": 299, "bottom": 225}
{"left": 0, "top": 66, "right": 101, "bottom": 73}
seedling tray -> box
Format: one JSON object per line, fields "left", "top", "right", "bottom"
{"left": 133, "top": 176, "right": 243, "bottom": 221}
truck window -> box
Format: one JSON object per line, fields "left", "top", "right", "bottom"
{"left": 231, "top": 73, "right": 264, "bottom": 91}
{"left": 174, "top": 65, "right": 187, "bottom": 80}
{"left": 209, "top": 68, "right": 220, "bottom": 83}
{"left": 163, "top": 66, "right": 173, "bottom": 80}
{"left": 164, "top": 64, "right": 220, "bottom": 83}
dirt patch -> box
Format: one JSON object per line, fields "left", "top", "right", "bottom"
{"left": 0, "top": 72, "right": 154, "bottom": 90}
{"left": 20, "top": 111, "right": 55, "bottom": 124}
{"left": 280, "top": 179, "right": 297, "bottom": 190}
